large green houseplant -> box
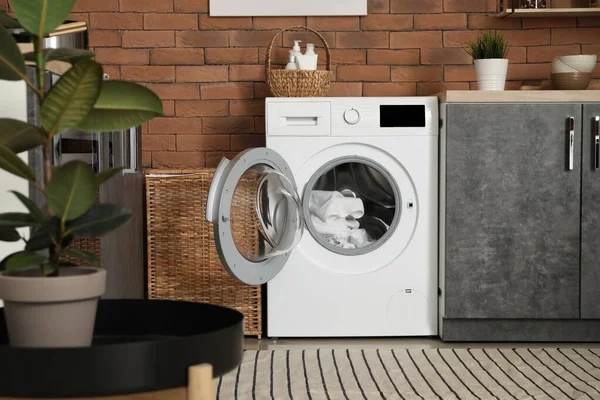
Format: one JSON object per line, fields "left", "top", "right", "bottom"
{"left": 0, "top": 0, "right": 162, "bottom": 347}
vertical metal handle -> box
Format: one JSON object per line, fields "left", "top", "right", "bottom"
{"left": 594, "top": 116, "right": 600, "bottom": 171}
{"left": 568, "top": 117, "right": 575, "bottom": 171}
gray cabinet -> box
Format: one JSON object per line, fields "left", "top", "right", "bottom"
{"left": 581, "top": 104, "right": 600, "bottom": 319}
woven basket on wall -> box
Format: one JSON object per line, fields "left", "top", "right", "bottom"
{"left": 266, "top": 26, "right": 332, "bottom": 97}
{"left": 145, "top": 169, "right": 262, "bottom": 337}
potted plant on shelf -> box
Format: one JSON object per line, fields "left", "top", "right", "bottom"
{"left": 465, "top": 31, "right": 510, "bottom": 91}
{"left": 0, "top": 0, "right": 162, "bottom": 347}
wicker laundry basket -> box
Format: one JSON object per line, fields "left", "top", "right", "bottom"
{"left": 145, "top": 169, "right": 262, "bottom": 337}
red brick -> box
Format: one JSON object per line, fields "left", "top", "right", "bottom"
{"left": 254, "top": 117, "right": 266, "bottom": 134}
{"left": 89, "top": 13, "right": 142, "bottom": 29}
{"left": 391, "top": 66, "right": 443, "bottom": 82}
{"left": 146, "top": 83, "right": 199, "bottom": 100}
{"left": 174, "top": 0, "right": 207, "bottom": 12}
{"left": 67, "top": 13, "right": 90, "bottom": 24}
{"left": 307, "top": 17, "right": 360, "bottom": 31}
{"left": 176, "top": 31, "right": 229, "bottom": 48}
{"left": 205, "top": 152, "right": 238, "bottom": 167}
{"left": 363, "top": 83, "right": 416, "bottom": 96}
{"left": 337, "top": 65, "right": 390, "bottom": 82}
{"left": 443, "top": 30, "right": 486, "bottom": 48}
{"left": 467, "top": 15, "right": 522, "bottom": 30}
{"left": 152, "top": 152, "right": 205, "bottom": 168}
{"left": 527, "top": 45, "right": 581, "bottom": 63}
{"left": 142, "top": 135, "right": 176, "bottom": 151}
{"left": 145, "top": 13, "right": 198, "bottom": 30}
{"left": 120, "top": 0, "right": 173, "bottom": 12}
{"left": 253, "top": 17, "right": 306, "bottom": 30}
{"left": 177, "top": 135, "right": 230, "bottom": 151}
{"left": 254, "top": 83, "right": 272, "bottom": 99}
{"left": 230, "top": 100, "right": 265, "bottom": 116}
{"left": 337, "top": 32, "right": 389, "bottom": 49}
{"left": 503, "top": 29, "right": 550, "bottom": 46}
{"left": 417, "top": 82, "right": 470, "bottom": 96}
{"left": 368, "top": 0, "right": 390, "bottom": 13}
{"left": 327, "top": 82, "right": 363, "bottom": 97}
{"left": 367, "top": 49, "right": 419, "bottom": 65}
{"left": 230, "top": 65, "right": 265, "bottom": 82}
{"left": 102, "top": 66, "right": 120, "bottom": 79}
{"left": 176, "top": 66, "right": 228, "bottom": 83}
{"left": 390, "top": 0, "right": 442, "bottom": 13}
{"left": 199, "top": 15, "right": 252, "bottom": 30}
{"left": 201, "top": 83, "right": 253, "bottom": 100}
{"left": 583, "top": 45, "right": 600, "bottom": 55}
{"left": 121, "top": 66, "right": 174, "bottom": 82}
{"left": 444, "top": 65, "right": 476, "bottom": 81}
{"left": 507, "top": 47, "right": 527, "bottom": 63}
{"left": 72, "top": 0, "right": 118, "bottom": 12}
{"left": 444, "top": 0, "right": 496, "bottom": 12}
{"left": 162, "top": 100, "right": 175, "bottom": 116}
{"left": 231, "top": 135, "right": 265, "bottom": 151}
{"left": 148, "top": 117, "right": 202, "bottom": 134}
{"left": 95, "top": 48, "right": 149, "bottom": 65}
{"left": 282, "top": 32, "right": 335, "bottom": 48}
{"left": 552, "top": 28, "right": 600, "bottom": 45}
{"left": 202, "top": 117, "right": 254, "bottom": 134}
{"left": 507, "top": 63, "right": 551, "bottom": 80}
{"left": 414, "top": 14, "right": 466, "bottom": 30}
{"left": 142, "top": 151, "right": 152, "bottom": 168}
{"left": 360, "top": 15, "right": 413, "bottom": 31}
{"left": 391, "top": 31, "right": 442, "bottom": 49}
{"left": 329, "top": 50, "right": 367, "bottom": 65}
{"left": 523, "top": 18, "right": 576, "bottom": 29}
{"left": 422, "top": 48, "right": 471, "bottom": 65}
{"left": 578, "top": 17, "right": 600, "bottom": 28}
{"left": 176, "top": 101, "right": 229, "bottom": 117}
{"left": 88, "top": 30, "right": 121, "bottom": 47}
{"left": 230, "top": 31, "right": 281, "bottom": 47}
{"left": 150, "top": 48, "right": 205, "bottom": 65}
{"left": 122, "top": 31, "right": 174, "bottom": 48}
{"left": 205, "top": 48, "right": 258, "bottom": 65}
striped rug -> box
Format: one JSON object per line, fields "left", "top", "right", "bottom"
{"left": 216, "top": 349, "right": 600, "bottom": 400}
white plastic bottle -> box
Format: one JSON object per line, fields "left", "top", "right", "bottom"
{"left": 298, "top": 43, "right": 318, "bottom": 71}
{"left": 292, "top": 40, "right": 303, "bottom": 69}
{"left": 285, "top": 50, "right": 297, "bottom": 70}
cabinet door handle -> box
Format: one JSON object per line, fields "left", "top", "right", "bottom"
{"left": 594, "top": 116, "right": 600, "bottom": 171}
{"left": 568, "top": 117, "right": 575, "bottom": 171}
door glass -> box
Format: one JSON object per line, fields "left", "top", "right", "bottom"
{"left": 230, "top": 165, "right": 303, "bottom": 263}
{"left": 303, "top": 159, "right": 400, "bottom": 255}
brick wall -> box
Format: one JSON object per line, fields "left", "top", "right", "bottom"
{"left": 3, "top": 0, "right": 600, "bottom": 168}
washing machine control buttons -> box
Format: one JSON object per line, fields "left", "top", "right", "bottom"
{"left": 343, "top": 108, "right": 361, "bottom": 125}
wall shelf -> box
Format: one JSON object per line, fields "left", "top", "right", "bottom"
{"left": 498, "top": 7, "right": 600, "bottom": 17}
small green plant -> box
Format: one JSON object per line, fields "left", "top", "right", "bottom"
{"left": 465, "top": 31, "right": 509, "bottom": 60}
{"left": 0, "top": 0, "right": 163, "bottom": 276}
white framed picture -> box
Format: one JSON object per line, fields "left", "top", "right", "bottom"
{"left": 210, "top": 0, "right": 367, "bottom": 16}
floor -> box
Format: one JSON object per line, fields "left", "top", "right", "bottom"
{"left": 245, "top": 338, "right": 600, "bottom": 350}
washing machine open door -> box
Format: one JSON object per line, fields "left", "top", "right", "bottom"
{"left": 205, "top": 148, "right": 304, "bottom": 285}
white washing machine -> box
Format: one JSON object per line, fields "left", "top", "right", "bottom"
{"left": 206, "top": 97, "right": 438, "bottom": 337}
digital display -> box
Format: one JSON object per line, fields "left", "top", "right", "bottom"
{"left": 380, "top": 105, "right": 426, "bottom": 128}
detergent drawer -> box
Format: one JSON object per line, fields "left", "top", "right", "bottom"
{"left": 267, "top": 101, "right": 331, "bottom": 137}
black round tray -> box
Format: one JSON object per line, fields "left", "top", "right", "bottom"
{"left": 0, "top": 299, "right": 244, "bottom": 399}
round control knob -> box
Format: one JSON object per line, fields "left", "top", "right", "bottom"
{"left": 344, "top": 108, "right": 361, "bottom": 125}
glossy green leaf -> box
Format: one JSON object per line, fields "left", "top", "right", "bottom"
{"left": 45, "top": 160, "right": 97, "bottom": 221}
{"left": 0, "top": 212, "right": 37, "bottom": 228}
{"left": 77, "top": 81, "right": 163, "bottom": 132}
{"left": 0, "top": 119, "right": 42, "bottom": 153}
{"left": 64, "top": 249, "right": 97, "bottom": 265}
{"left": 0, "top": 12, "right": 22, "bottom": 29}
{"left": 0, "top": 227, "right": 20, "bottom": 242}
{"left": 3, "top": 251, "right": 46, "bottom": 273}
{"left": 41, "top": 59, "right": 103, "bottom": 136}
{"left": 0, "top": 24, "right": 26, "bottom": 81}
{"left": 0, "top": 145, "right": 37, "bottom": 181}
{"left": 25, "top": 218, "right": 59, "bottom": 251}
{"left": 24, "top": 48, "right": 94, "bottom": 65}
{"left": 67, "top": 204, "right": 132, "bottom": 238}
{"left": 11, "top": 191, "right": 45, "bottom": 223}
{"left": 42, "top": 263, "right": 56, "bottom": 275}
{"left": 12, "top": 0, "right": 77, "bottom": 37}
{"left": 95, "top": 167, "right": 123, "bottom": 186}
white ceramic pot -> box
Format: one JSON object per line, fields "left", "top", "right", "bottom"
{"left": 475, "top": 59, "right": 509, "bottom": 91}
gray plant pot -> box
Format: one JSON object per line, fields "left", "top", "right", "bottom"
{"left": 0, "top": 267, "right": 106, "bottom": 348}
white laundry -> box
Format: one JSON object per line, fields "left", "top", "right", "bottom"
{"left": 309, "top": 191, "right": 364, "bottom": 222}
{"left": 349, "top": 229, "right": 373, "bottom": 248}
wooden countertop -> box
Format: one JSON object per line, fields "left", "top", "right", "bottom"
{"left": 438, "top": 90, "right": 600, "bottom": 103}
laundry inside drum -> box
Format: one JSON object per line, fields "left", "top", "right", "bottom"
{"left": 306, "top": 161, "right": 399, "bottom": 253}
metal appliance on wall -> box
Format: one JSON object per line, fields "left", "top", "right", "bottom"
{"left": 8, "top": 23, "right": 144, "bottom": 299}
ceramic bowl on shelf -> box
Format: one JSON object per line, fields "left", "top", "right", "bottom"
{"left": 552, "top": 58, "right": 579, "bottom": 74}
{"left": 551, "top": 72, "right": 592, "bottom": 90}
{"left": 556, "top": 55, "right": 598, "bottom": 73}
